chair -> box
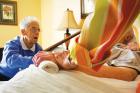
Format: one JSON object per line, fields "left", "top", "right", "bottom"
{"left": 0, "top": 48, "right": 4, "bottom": 62}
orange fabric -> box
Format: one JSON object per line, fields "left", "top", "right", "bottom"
{"left": 75, "top": 44, "right": 90, "bottom": 66}
{"left": 136, "top": 82, "right": 140, "bottom": 93}
{"left": 75, "top": 44, "right": 86, "bottom": 65}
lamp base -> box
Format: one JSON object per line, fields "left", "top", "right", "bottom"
{"left": 64, "top": 32, "right": 71, "bottom": 50}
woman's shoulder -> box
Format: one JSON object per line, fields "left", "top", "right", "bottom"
{"left": 5, "top": 36, "right": 21, "bottom": 47}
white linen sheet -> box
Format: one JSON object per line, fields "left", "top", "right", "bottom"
{"left": 0, "top": 65, "right": 138, "bottom": 93}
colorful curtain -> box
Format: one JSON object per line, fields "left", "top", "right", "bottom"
{"left": 70, "top": 0, "right": 140, "bottom": 71}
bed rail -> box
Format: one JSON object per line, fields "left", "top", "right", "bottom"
{"left": 44, "top": 31, "right": 81, "bottom": 51}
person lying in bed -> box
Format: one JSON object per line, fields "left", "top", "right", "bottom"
{"left": 33, "top": 49, "right": 138, "bottom": 81}
{"left": 0, "top": 16, "right": 42, "bottom": 81}
{"left": 33, "top": 29, "right": 139, "bottom": 81}
{"left": 33, "top": 45, "right": 139, "bottom": 81}
{"left": 75, "top": 29, "right": 139, "bottom": 81}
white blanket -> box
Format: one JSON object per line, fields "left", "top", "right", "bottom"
{"left": 107, "top": 45, "right": 140, "bottom": 72}
{"left": 0, "top": 65, "right": 138, "bottom": 93}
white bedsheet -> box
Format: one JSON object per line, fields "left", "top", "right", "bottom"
{"left": 0, "top": 65, "right": 138, "bottom": 93}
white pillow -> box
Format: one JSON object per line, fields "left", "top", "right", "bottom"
{"left": 38, "top": 61, "right": 59, "bottom": 73}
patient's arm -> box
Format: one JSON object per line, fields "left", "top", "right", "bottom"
{"left": 75, "top": 64, "right": 138, "bottom": 81}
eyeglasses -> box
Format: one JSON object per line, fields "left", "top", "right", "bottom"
{"left": 30, "top": 27, "right": 40, "bottom": 33}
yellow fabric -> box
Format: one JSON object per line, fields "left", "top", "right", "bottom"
{"left": 133, "top": 15, "right": 140, "bottom": 47}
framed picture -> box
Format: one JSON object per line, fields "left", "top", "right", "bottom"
{"left": 0, "top": 0, "right": 17, "bottom": 25}
{"left": 81, "top": 0, "right": 94, "bottom": 19}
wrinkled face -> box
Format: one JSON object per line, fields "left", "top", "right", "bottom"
{"left": 22, "top": 21, "right": 40, "bottom": 45}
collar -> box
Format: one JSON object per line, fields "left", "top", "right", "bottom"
{"left": 20, "top": 37, "right": 35, "bottom": 52}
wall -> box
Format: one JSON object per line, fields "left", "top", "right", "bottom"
{"left": 41, "top": 0, "right": 81, "bottom": 49}
{"left": 0, "top": 0, "right": 41, "bottom": 47}
{"left": 0, "top": 0, "right": 81, "bottom": 49}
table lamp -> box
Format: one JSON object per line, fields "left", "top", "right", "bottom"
{"left": 58, "top": 8, "right": 79, "bottom": 50}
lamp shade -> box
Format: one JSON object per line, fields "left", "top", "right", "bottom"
{"left": 58, "top": 8, "right": 79, "bottom": 30}
{"left": 78, "top": 19, "right": 85, "bottom": 29}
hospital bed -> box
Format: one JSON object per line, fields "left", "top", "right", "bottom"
{"left": 0, "top": 63, "right": 138, "bottom": 93}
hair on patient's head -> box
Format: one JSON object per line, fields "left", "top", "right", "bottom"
{"left": 19, "top": 16, "right": 39, "bottom": 30}
{"left": 120, "top": 27, "right": 135, "bottom": 44}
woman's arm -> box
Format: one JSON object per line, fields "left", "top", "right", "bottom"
{"left": 33, "top": 50, "right": 77, "bottom": 70}
{"left": 3, "top": 44, "right": 33, "bottom": 69}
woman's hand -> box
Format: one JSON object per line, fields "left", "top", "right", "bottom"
{"left": 32, "top": 51, "right": 56, "bottom": 67}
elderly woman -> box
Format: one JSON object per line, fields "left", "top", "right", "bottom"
{"left": 0, "top": 16, "right": 42, "bottom": 81}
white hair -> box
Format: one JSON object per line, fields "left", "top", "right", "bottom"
{"left": 19, "top": 16, "right": 39, "bottom": 30}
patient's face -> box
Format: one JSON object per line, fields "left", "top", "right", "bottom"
{"left": 127, "top": 42, "right": 139, "bottom": 51}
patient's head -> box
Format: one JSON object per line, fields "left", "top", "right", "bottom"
{"left": 120, "top": 28, "right": 135, "bottom": 44}
{"left": 127, "top": 42, "right": 139, "bottom": 51}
